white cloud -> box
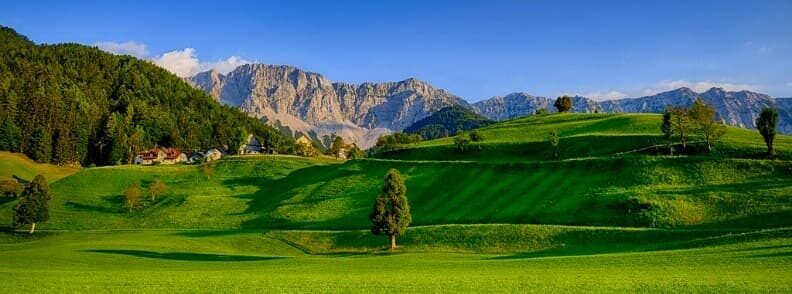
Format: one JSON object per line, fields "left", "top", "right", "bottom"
{"left": 579, "top": 90, "right": 628, "bottom": 101}
{"left": 94, "top": 41, "right": 252, "bottom": 77}
{"left": 152, "top": 48, "right": 202, "bottom": 77}
{"left": 151, "top": 48, "right": 252, "bottom": 77}
{"left": 93, "top": 41, "right": 149, "bottom": 58}
{"left": 202, "top": 56, "right": 252, "bottom": 75}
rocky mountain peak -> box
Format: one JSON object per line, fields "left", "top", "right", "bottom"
{"left": 188, "top": 64, "right": 466, "bottom": 148}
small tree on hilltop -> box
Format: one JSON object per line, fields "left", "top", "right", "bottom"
{"left": 549, "top": 130, "right": 560, "bottom": 158}
{"left": 454, "top": 132, "right": 471, "bottom": 153}
{"left": 661, "top": 110, "right": 674, "bottom": 155}
{"left": 554, "top": 96, "right": 573, "bottom": 113}
{"left": 124, "top": 183, "right": 142, "bottom": 212}
{"left": 689, "top": 98, "right": 725, "bottom": 152}
{"left": 13, "top": 175, "right": 51, "bottom": 234}
{"left": 469, "top": 130, "right": 484, "bottom": 142}
{"left": 347, "top": 144, "right": 365, "bottom": 159}
{"left": 369, "top": 169, "right": 412, "bottom": 250}
{"left": 328, "top": 136, "right": 346, "bottom": 159}
{"left": 668, "top": 106, "right": 692, "bottom": 152}
{"left": 756, "top": 107, "right": 778, "bottom": 156}
{"left": 148, "top": 179, "right": 167, "bottom": 203}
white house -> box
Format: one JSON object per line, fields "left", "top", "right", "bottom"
{"left": 205, "top": 148, "right": 223, "bottom": 162}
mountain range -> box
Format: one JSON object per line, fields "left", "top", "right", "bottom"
{"left": 189, "top": 64, "right": 792, "bottom": 148}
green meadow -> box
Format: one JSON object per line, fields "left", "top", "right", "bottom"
{"left": 1, "top": 113, "right": 791, "bottom": 292}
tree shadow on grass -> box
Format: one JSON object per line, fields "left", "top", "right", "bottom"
{"left": 224, "top": 162, "right": 385, "bottom": 230}
{"left": 64, "top": 195, "right": 123, "bottom": 213}
{"left": 84, "top": 249, "right": 286, "bottom": 261}
{"left": 0, "top": 197, "right": 16, "bottom": 205}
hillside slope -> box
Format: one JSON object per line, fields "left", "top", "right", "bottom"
{"left": 2, "top": 115, "right": 790, "bottom": 232}
{"left": 0, "top": 26, "right": 292, "bottom": 166}
{"left": 404, "top": 105, "right": 494, "bottom": 139}
{"left": 378, "top": 113, "right": 792, "bottom": 162}
{"left": 0, "top": 152, "right": 79, "bottom": 182}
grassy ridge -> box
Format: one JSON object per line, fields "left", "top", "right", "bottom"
{"left": 376, "top": 113, "right": 792, "bottom": 161}
{"left": 1, "top": 155, "right": 789, "bottom": 231}
{"left": 0, "top": 151, "right": 80, "bottom": 182}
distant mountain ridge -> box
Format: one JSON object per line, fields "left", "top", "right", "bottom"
{"left": 473, "top": 87, "right": 792, "bottom": 134}
{"left": 190, "top": 64, "right": 792, "bottom": 144}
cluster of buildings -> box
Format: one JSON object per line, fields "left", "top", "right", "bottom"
{"left": 133, "top": 133, "right": 345, "bottom": 165}
{"left": 133, "top": 147, "right": 224, "bottom": 165}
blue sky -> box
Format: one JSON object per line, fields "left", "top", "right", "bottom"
{"left": 2, "top": 0, "right": 791, "bottom": 101}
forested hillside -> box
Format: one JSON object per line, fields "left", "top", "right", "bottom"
{"left": 0, "top": 26, "right": 293, "bottom": 165}
{"left": 405, "top": 106, "right": 493, "bottom": 139}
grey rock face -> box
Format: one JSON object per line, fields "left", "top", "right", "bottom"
{"left": 188, "top": 64, "right": 466, "bottom": 148}
{"left": 188, "top": 69, "right": 224, "bottom": 102}
{"left": 472, "top": 93, "right": 552, "bottom": 120}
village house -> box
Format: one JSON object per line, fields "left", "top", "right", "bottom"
{"left": 239, "top": 134, "right": 278, "bottom": 155}
{"left": 296, "top": 135, "right": 312, "bottom": 147}
{"left": 134, "top": 147, "right": 187, "bottom": 165}
{"left": 205, "top": 148, "right": 224, "bottom": 162}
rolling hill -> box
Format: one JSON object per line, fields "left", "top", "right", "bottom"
{"left": 1, "top": 113, "right": 790, "bottom": 291}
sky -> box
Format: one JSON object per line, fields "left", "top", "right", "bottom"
{"left": 2, "top": 0, "right": 791, "bottom": 101}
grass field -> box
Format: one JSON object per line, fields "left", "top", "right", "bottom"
{"left": 1, "top": 113, "right": 791, "bottom": 292}
{"left": 1, "top": 227, "right": 791, "bottom": 292}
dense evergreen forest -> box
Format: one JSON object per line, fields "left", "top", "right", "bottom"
{"left": 0, "top": 26, "right": 294, "bottom": 165}
{"left": 405, "top": 106, "right": 494, "bottom": 140}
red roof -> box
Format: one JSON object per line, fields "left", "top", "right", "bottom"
{"left": 137, "top": 147, "right": 182, "bottom": 160}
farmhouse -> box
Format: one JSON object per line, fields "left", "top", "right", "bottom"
{"left": 239, "top": 134, "right": 278, "bottom": 155}
{"left": 296, "top": 135, "right": 312, "bottom": 147}
{"left": 134, "top": 147, "right": 187, "bottom": 165}
{"left": 205, "top": 148, "right": 224, "bottom": 162}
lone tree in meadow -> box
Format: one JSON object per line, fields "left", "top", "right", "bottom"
{"left": 661, "top": 110, "right": 674, "bottom": 155}
{"left": 124, "top": 183, "right": 142, "bottom": 212}
{"left": 148, "top": 179, "right": 167, "bottom": 202}
{"left": 667, "top": 106, "right": 692, "bottom": 152}
{"left": 13, "top": 175, "right": 51, "bottom": 234}
{"left": 469, "top": 130, "right": 484, "bottom": 142}
{"left": 549, "top": 130, "right": 560, "bottom": 158}
{"left": 554, "top": 96, "right": 573, "bottom": 113}
{"left": 756, "top": 107, "right": 778, "bottom": 156}
{"left": 689, "top": 98, "right": 725, "bottom": 152}
{"left": 369, "top": 169, "right": 412, "bottom": 250}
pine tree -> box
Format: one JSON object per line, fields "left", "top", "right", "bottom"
{"left": 369, "top": 169, "right": 412, "bottom": 250}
